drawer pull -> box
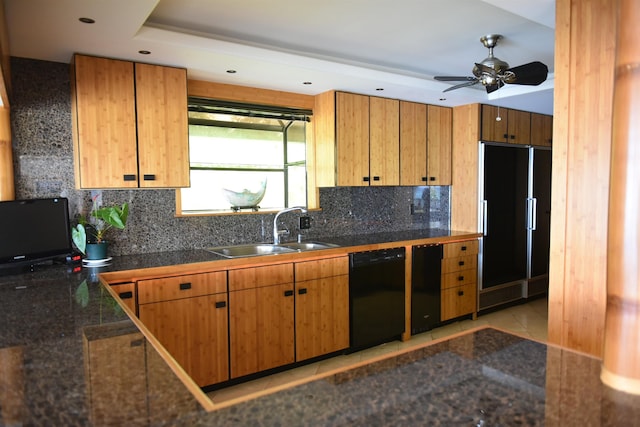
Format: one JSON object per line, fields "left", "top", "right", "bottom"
{"left": 118, "top": 291, "right": 133, "bottom": 299}
{"left": 458, "top": 276, "right": 465, "bottom": 281}
{"left": 215, "top": 301, "right": 226, "bottom": 309}
{"left": 458, "top": 290, "right": 464, "bottom": 296}
{"left": 458, "top": 261, "right": 465, "bottom": 266}
{"left": 373, "top": 176, "right": 381, "bottom": 181}
{"left": 130, "top": 339, "right": 144, "bottom": 347}
{"left": 123, "top": 174, "right": 136, "bottom": 181}
{"left": 143, "top": 174, "right": 156, "bottom": 181}
{"left": 421, "top": 177, "right": 428, "bottom": 182}
{"left": 179, "top": 282, "right": 192, "bottom": 290}
{"left": 461, "top": 246, "right": 467, "bottom": 251}
{"left": 284, "top": 290, "right": 294, "bottom": 297}
{"left": 429, "top": 176, "right": 436, "bottom": 181}
{"left": 298, "top": 288, "right": 307, "bottom": 295}
{"left": 363, "top": 177, "right": 370, "bottom": 182}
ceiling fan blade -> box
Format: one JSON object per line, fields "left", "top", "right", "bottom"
{"left": 505, "top": 61, "right": 549, "bottom": 85}
{"left": 442, "top": 79, "right": 479, "bottom": 92}
{"left": 434, "top": 76, "right": 477, "bottom": 82}
{"left": 474, "top": 62, "right": 497, "bottom": 76}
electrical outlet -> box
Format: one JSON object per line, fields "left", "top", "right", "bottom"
{"left": 299, "top": 216, "right": 311, "bottom": 229}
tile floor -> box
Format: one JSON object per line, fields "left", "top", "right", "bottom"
{"left": 207, "top": 296, "right": 548, "bottom": 404}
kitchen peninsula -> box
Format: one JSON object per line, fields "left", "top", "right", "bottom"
{"left": 1, "top": 228, "right": 638, "bottom": 426}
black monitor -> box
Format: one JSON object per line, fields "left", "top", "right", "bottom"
{"left": 0, "top": 198, "right": 73, "bottom": 271}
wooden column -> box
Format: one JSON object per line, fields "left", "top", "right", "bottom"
{"left": 0, "top": 106, "right": 14, "bottom": 201}
{"left": 601, "top": 0, "right": 640, "bottom": 395}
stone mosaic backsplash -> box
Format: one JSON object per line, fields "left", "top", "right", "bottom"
{"left": 9, "top": 57, "right": 449, "bottom": 256}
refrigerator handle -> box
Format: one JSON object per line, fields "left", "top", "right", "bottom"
{"left": 482, "top": 200, "right": 488, "bottom": 236}
{"left": 531, "top": 197, "right": 537, "bottom": 231}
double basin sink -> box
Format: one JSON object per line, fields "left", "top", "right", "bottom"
{"left": 207, "top": 241, "right": 340, "bottom": 258}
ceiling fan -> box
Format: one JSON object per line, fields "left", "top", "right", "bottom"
{"left": 434, "top": 34, "right": 549, "bottom": 93}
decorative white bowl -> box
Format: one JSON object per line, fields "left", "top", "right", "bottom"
{"left": 222, "top": 179, "right": 267, "bottom": 207}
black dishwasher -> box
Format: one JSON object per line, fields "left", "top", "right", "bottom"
{"left": 411, "top": 244, "right": 442, "bottom": 334}
{"left": 349, "top": 247, "right": 405, "bottom": 351}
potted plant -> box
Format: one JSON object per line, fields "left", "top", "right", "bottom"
{"left": 72, "top": 197, "right": 129, "bottom": 260}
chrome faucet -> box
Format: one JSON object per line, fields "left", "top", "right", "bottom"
{"left": 273, "top": 206, "right": 307, "bottom": 244}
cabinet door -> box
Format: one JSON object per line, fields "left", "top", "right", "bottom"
{"left": 481, "top": 105, "right": 508, "bottom": 143}
{"left": 399, "top": 101, "right": 428, "bottom": 185}
{"left": 139, "top": 294, "right": 229, "bottom": 387}
{"left": 295, "top": 257, "right": 349, "bottom": 361}
{"left": 135, "top": 63, "right": 190, "bottom": 188}
{"left": 427, "top": 105, "right": 452, "bottom": 185}
{"left": 109, "top": 282, "right": 136, "bottom": 315}
{"left": 229, "top": 283, "right": 295, "bottom": 378}
{"left": 507, "top": 109, "right": 531, "bottom": 145}
{"left": 369, "top": 97, "right": 399, "bottom": 185}
{"left": 530, "top": 113, "right": 553, "bottom": 146}
{"left": 336, "top": 92, "right": 370, "bottom": 186}
{"left": 72, "top": 55, "right": 138, "bottom": 188}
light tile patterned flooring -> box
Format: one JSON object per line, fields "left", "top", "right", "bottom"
{"left": 208, "top": 297, "right": 548, "bottom": 404}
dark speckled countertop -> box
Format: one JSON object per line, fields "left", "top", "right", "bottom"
{"left": 0, "top": 229, "right": 638, "bottom": 426}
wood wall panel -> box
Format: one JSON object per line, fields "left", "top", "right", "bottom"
{"left": 548, "top": 0, "right": 616, "bottom": 357}
{"left": 0, "top": 107, "right": 13, "bottom": 200}
{"left": 451, "top": 103, "right": 481, "bottom": 232}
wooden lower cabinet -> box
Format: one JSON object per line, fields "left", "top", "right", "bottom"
{"left": 294, "top": 256, "right": 349, "bottom": 361}
{"left": 441, "top": 240, "right": 479, "bottom": 321}
{"left": 138, "top": 271, "right": 229, "bottom": 387}
{"left": 228, "top": 263, "right": 295, "bottom": 378}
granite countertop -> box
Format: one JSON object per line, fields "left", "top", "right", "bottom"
{"left": 1, "top": 229, "right": 637, "bottom": 426}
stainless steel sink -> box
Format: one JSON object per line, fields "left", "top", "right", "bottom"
{"left": 206, "top": 241, "right": 340, "bottom": 258}
{"left": 277, "top": 241, "right": 340, "bottom": 251}
{"left": 207, "top": 244, "right": 296, "bottom": 258}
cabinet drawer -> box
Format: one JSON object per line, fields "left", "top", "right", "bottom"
{"left": 441, "top": 255, "right": 477, "bottom": 274}
{"left": 110, "top": 282, "right": 137, "bottom": 314}
{"left": 442, "top": 270, "right": 476, "bottom": 289}
{"left": 443, "top": 240, "right": 478, "bottom": 258}
{"left": 295, "top": 256, "right": 348, "bottom": 282}
{"left": 138, "top": 271, "right": 227, "bottom": 304}
{"left": 441, "top": 283, "right": 476, "bottom": 321}
{"left": 229, "top": 263, "right": 294, "bottom": 291}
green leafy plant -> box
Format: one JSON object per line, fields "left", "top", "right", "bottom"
{"left": 72, "top": 197, "right": 129, "bottom": 254}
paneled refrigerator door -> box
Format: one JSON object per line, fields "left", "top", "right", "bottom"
{"left": 479, "top": 143, "right": 529, "bottom": 309}
{"left": 527, "top": 147, "right": 552, "bottom": 296}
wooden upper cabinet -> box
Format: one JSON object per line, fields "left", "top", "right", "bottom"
{"left": 481, "top": 104, "right": 531, "bottom": 145}
{"left": 135, "top": 63, "right": 189, "bottom": 187}
{"left": 369, "top": 96, "right": 399, "bottom": 185}
{"left": 427, "top": 105, "right": 452, "bottom": 185}
{"left": 336, "top": 92, "right": 370, "bottom": 186}
{"left": 71, "top": 54, "right": 189, "bottom": 189}
{"left": 72, "top": 55, "right": 138, "bottom": 188}
{"left": 531, "top": 113, "right": 553, "bottom": 147}
{"left": 400, "top": 101, "right": 428, "bottom": 186}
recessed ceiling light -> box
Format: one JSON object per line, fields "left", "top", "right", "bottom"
{"left": 226, "top": 70, "right": 237, "bottom": 74}
{"left": 79, "top": 17, "right": 95, "bottom": 24}
{"left": 303, "top": 81, "right": 312, "bottom": 85}
{"left": 138, "top": 50, "right": 151, "bottom": 55}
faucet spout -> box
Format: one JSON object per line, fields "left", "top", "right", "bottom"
{"left": 273, "top": 206, "right": 307, "bottom": 244}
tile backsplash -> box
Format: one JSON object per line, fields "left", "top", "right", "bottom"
{"left": 9, "top": 57, "right": 449, "bottom": 256}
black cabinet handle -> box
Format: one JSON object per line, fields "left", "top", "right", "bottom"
{"left": 421, "top": 177, "right": 428, "bottom": 182}
{"left": 373, "top": 176, "right": 380, "bottom": 181}
{"left": 458, "top": 290, "right": 464, "bottom": 296}
{"left": 215, "top": 301, "right": 226, "bottom": 309}
{"left": 123, "top": 174, "right": 136, "bottom": 181}
{"left": 118, "top": 291, "right": 133, "bottom": 299}
{"left": 458, "top": 276, "right": 464, "bottom": 281}
{"left": 461, "top": 246, "right": 467, "bottom": 251}
{"left": 363, "top": 177, "right": 370, "bottom": 182}
{"left": 298, "top": 288, "right": 307, "bottom": 295}
{"left": 179, "top": 282, "right": 192, "bottom": 290}
{"left": 458, "top": 261, "right": 465, "bottom": 266}
{"left": 130, "top": 339, "right": 144, "bottom": 347}
{"left": 503, "top": 133, "right": 509, "bottom": 139}
{"left": 143, "top": 174, "right": 156, "bottom": 181}
{"left": 284, "top": 290, "right": 294, "bottom": 297}
{"left": 429, "top": 176, "right": 436, "bottom": 181}
{"left": 510, "top": 135, "right": 516, "bottom": 140}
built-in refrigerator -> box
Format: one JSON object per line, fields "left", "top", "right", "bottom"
{"left": 478, "top": 142, "right": 552, "bottom": 310}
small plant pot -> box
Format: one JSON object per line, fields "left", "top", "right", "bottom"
{"left": 85, "top": 242, "right": 109, "bottom": 260}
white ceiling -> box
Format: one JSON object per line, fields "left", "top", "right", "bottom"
{"left": 4, "top": 0, "right": 555, "bottom": 114}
